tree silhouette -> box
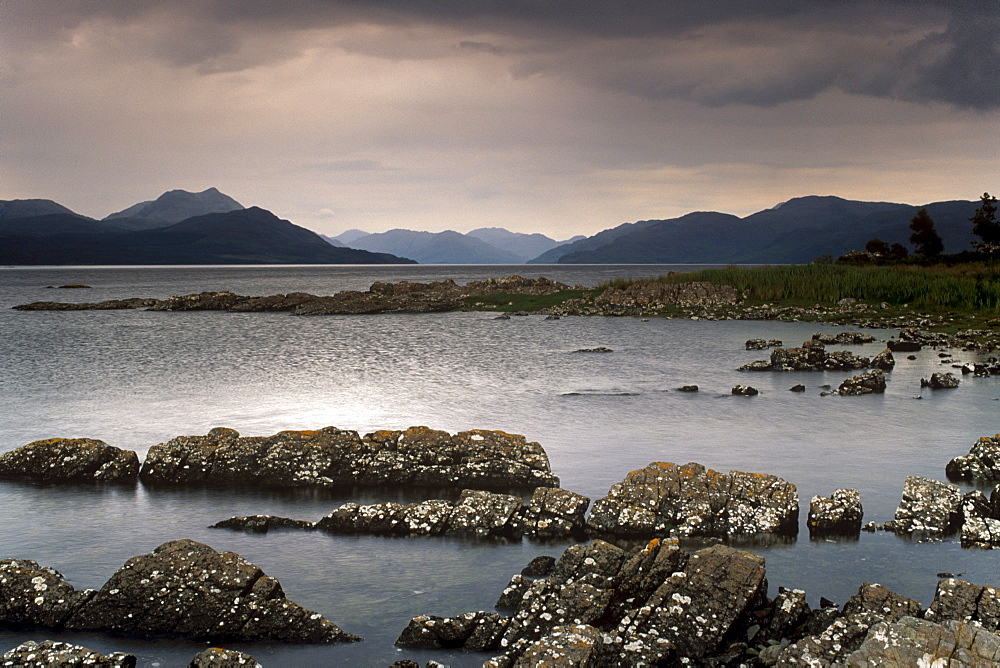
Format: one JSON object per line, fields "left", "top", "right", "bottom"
{"left": 971, "top": 192, "right": 999, "bottom": 255}
{"left": 908, "top": 208, "right": 944, "bottom": 257}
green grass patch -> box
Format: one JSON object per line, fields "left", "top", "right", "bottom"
{"left": 602, "top": 263, "right": 1000, "bottom": 313}
{"left": 461, "top": 289, "right": 598, "bottom": 312}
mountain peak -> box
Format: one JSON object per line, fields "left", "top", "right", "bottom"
{"left": 103, "top": 188, "right": 244, "bottom": 226}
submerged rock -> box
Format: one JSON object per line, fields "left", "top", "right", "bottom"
{"left": 211, "top": 515, "right": 315, "bottom": 534}
{"left": 947, "top": 435, "right": 1000, "bottom": 481}
{"left": 586, "top": 461, "right": 798, "bottom": 540}
{"left": 0, "top": 438, "right": 139, "bottom": 484}
{"left": 139, "top": 426, "right": 558, "bottom": 491}
{"left": 0, "top": 640, "right": 136, "bottom": 667}
{"left": 732, "top": 384, "right": 759, "bottom": 396}
{"left": 808, "top": 489, "right": 863, "bottom": 537}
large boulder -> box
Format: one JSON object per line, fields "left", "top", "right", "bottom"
{"left": 775, "top": 613, "right": 884, "bottom": 666}
{"left": 0, "top": 640, "right": 136, "bottom": 667}
{"left": 60, "top": 539, "right": 359, "bottom": 643}
{"left": 844, "top": 616, "right": 1000, "bottom": 666}
{"left": 921, "top": 372, "right": 960, "bottom": 389}
{"left": 842, "top": 583, "right": 922, "bottom": 621}
{"left": 925, "top": 578, "right": 1000, "bottom": 629}
{"left": 946, "top": 435, "right": 1000, "bottom": 481}
{"left": 837, "top": 369, "right": 886, "bottom": 395}
{"left": 0, "top": 559, "right": 95, "bottom": 628}
{"left": 140, "top": 426, "right": 558, "bottom": 491}
{"left": 188, "top": 648, "right": 263, "bottom": 667}
{"left": 586, "top": 462, "right": 798, "bottom": 540}
{"left": 808, "top": 489, "right": 863, "bottom": 536}
{"left": 885, "top": 476, "right": 963, "bottom": 537}
{"left": 0, "top": 438, "right": 139, "bottom": 484}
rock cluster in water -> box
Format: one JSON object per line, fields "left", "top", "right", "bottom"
{"left": 740, "top": 338, "right": 894, "bottom": 372}
{"left": 214, "top": 487, "right": 591, "bottom": 541}
{"left": 921, "top": 371, "right": 961, "bottom": 389}
{"left": 0, "top": 540, "right": 358, "bottom": 643}
{"left": 0, "top": 438, "right": 139, "bottom": 484}
{"left": 395, "top": 538, "right": 1000, "bottom": 665}
{"left": 808, "top": 489, "right": 864, "bottom": 536}
{"left": 586, "top": 462, "right": 799, "bottom": 540}
{"left": 140, "top": 426, "right": 558, "bottom": 491}
{"left": 947, "top": 435, "right": 1000, "bottom": 481}
{"left": 836, "top": 368, "right": 887, "bottom": 395}
{"left": 0, "top": 427, "right": 559, "bottom": 492}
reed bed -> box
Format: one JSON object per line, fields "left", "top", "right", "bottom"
{"left": 601, "top": 264, "right": 1000, "bottom": 311}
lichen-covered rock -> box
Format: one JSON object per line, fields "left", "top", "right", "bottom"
{"left": 63, "top": 539, "right": 359, "bottom": 643}
{"left": 395, "top": 611, "right": 508, "bottom": 650}
{"left": 741, "top": 345, "right": 875, "bottom": 372}
{"left": 0, "top": 559, "right": 95, "bottom": 628}
{"left": 808, "top": 489, "right": 863, "bottom": 536}
{"left": 188, "top": 647, "right": 262, "bottom": 667}
{"left": 885, "top": 476, "right": 963, "bottom": 536}
{"left": 837, "top": 369, "right": 886, "bottom": 395}
{"left": 614, "top": 544, "right": 768, "bottom": 663}
{"left": 844, "top": 616, "right": 1000, "bottom": 666}
{"left": 510, "top": 487, "right": 590, "bottom": 538}
{"left": 210, "top": 515, "right": 315, "bottom": 533}
{"left": 746, "top": 339, "right": 783, "bottom": 350}
{"left": 870, "top": 347, "right": 895, "bottom": 371}
{"left": 946, "top": 435, "right": 1000, "bottom": 481}
{"left": 509, "top": 624, "right": 613, "bottom": 667}
{"left": 586, "top": 462, "right": 798, "bottom": 540}
{"left": 925, "top": 578, "right": 1000, "bottom": 629}
{"left": 139, "top": 426, "right": 558, "bottom": 491}
{"left": 775, "top": 613, "right": 883, "bottom": 666}
{"left": 0, "top": 438, "right": 139, "bottom": 484}
{"left": 0, "top": 640, "right": 136, "bottom": 667}
{"left": 842, "top": 583, "right": 922, "bottom": 621}
{"left": 962, "top": 516, "right": 1000, "bottom": 548}
{"left": 520, "top": 556, "right": 556, "bottom": 578}
{"left": 921, "top": 372, "right": 960, "bottom": 389}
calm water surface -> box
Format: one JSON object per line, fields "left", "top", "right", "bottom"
{"left": 1, "top": 265, "right": 998, "bottom": 666}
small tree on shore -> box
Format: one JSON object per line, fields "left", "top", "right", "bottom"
{"left": 971, "top": 192, "right": 999, "bottom": 256}
{"left": 909, "top": 208, "right": 944, "bottom": 257}
{"left": 865, "top": 238, "right": 891, "bottom": 256}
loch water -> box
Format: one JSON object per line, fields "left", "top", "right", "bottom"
{"left": 0, "top": 264, "right": 998, "bottom": 667}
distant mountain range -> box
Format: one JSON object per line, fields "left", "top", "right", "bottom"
{"left": 0, "top": 189, "right": 413, "bottom": 265}
{"left": 2, "top": 189, "right": 983, "bottom": 266}
{"left": 329, "top": 227, "right": 583, "bottom": 264}
{"left": 527, "top": 196, "right": 980, "bottom": 264}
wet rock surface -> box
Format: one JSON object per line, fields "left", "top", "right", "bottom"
{"left": 1, "top": 540, "right": 358, "bottom": 643}
{"left": 0, "top": 438, "right": 139, "bottom": 484}
{"left": 846, "top": 616, "right": 1000, "bottom": 666}
{"left": 808, "top": 489, "right": 863, "bottom": 536}
{"left": 188, "top": 647, "right": 263, "bottom": 667}
{"left": 947, "top": 435, "right": 1000, "bottom": 481}
{"left": 0, "top": 640, "right": 136, "bottom": 667}
{"left": 140, "top": 426, "right": 558, "bottom": 491}
{"left": 586, "top": 461, "right": 799, "bottom": 540}
{"left": 218, "top": 487, "right": 590, "bottom": 541}
{"left": 837, "top": 368, "right": 887, "bottom": 395}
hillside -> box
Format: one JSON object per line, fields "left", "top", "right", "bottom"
{"left": 103, "top": 187, "right": 244, "bottom": 230}
{"left": 346, "top": 229, "right": 523, "bottom": 264}
{"left": 0, "top": 207, "right": 414, "bottom": 265}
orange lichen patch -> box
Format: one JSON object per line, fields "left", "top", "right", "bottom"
{"left": 276, "top": 430, "right": 320, "bottom": 439}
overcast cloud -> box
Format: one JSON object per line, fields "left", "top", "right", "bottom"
{"left": 1, "top": 0, "right": 997, "bottom": 237}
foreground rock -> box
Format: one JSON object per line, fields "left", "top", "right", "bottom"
{"left": 808, "top": 489, "right": 863, "bottom": 537}
{"left": 0, "top": 540, "right": 358, "bottom": 643}
{"left": 140, "top": 426, "right": 558, "bottom": 491}
{"left": 0, "top": 439, "right": 139, "bottom": 484}
{"left": 837, "top": 368, "right": 887, "bottom": 395}
{"left": 188, "top": 647, "right": 263, "bottom": 667}
{"left": 586, "top": 461, "right": 799, "bottom": 540}
{"left": 946, "top": 435, "right": 1000, "bottom": 481}
{"left": 13, "top": 276, "right": 574, "bottom": 316}
{"left": 0, "top": 640, "right": 136, "bottom": 667}
{"left": 397, "top": 535, "right": 1000, "bottom": 665}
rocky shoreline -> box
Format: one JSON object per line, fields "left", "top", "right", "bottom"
{"left": 13, "top": 274, "right": 1000, "bottom": 352}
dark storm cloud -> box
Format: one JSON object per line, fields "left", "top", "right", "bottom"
{"left": 5, "top": 0, "right": 995, "bottom": 108}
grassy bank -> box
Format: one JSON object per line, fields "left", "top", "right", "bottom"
{"left": 603, "top": 263, "right": 1000, "bottom": 312}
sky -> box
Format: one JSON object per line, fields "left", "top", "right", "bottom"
{"left": 2, "top": 1, "right": 998, "bottom": 239}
